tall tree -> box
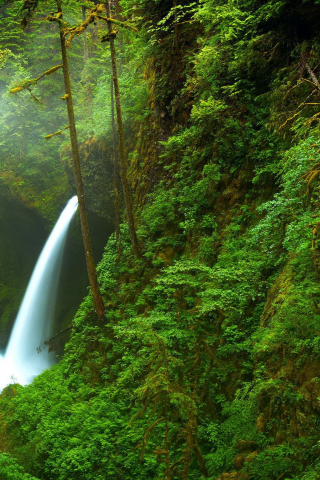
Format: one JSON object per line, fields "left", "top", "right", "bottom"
{"left": 53, "top": 0, "right": 105, "bottom": 317}
{"left": 105, "top": 0, "right": 140, "bottom": 257}
{"left": 21, "top": 0, "right": 105, "bottom": 318}
{"left": 61, "top": 1, "right": 140, "bottom": 256}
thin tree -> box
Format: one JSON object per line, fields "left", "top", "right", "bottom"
{"left": 61, "top": 2, "right": 140, "bottom": 257}
{"left": 21, "top": 0, "right": 105, "bottom": 318}
{"left": 52, "top": 0, "right": 105, "bottom": 317}
{"left": 105, "top": 0, "right": 140, "bottom": 258}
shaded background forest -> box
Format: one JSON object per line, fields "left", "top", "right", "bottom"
{"left": 2, "top": 0, "right": 320, "bottom": 479}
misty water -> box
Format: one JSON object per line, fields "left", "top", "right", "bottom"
{"left": 0, "top": 196, "right": 78, "bottom": 391}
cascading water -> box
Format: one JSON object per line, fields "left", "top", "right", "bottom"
{"left": 0, "top": 196, "right": 78, "bottom": 391}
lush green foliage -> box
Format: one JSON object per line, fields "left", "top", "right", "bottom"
{"left": 0, "top": 452, "right": 39, "bottom": 479}
{"left": 2, "top": 0, "right": 320, "bottom": 479}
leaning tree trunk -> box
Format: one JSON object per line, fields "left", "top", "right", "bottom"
{"left": 56, "top": 0, "right": 105, "bottom": 318}
{"left": 105, "top": 0, "right": 140, "bottom": 258}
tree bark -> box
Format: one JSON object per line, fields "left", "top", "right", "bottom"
{"left": 105, "top": 0, "right": 140, "bottom": 257}
{"left": 56, "top": 0, "right": 105, "bottom": 318}
{"left": 111, "top": 75, "right": 121, "bottom": 249}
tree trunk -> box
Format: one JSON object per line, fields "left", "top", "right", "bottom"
{"left": 105, "top": 0, "right": 140, "bottom": 258}
{"left": 56, "top": 0, "right": 105, "bottom": 318}
{"left": 111, "top": 75, "right": 121, "bottom": 249}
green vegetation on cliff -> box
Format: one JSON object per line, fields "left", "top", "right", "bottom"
{"left": 2, "top": 0, "right": 320, "bottom": 479}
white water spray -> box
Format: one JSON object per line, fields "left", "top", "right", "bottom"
{"left": 0, "top": 196, "right": 78, "bottom": 390}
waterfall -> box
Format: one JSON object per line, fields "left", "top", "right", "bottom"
{"left": 0, "top": 196, "right": 78, "bottom": 391}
